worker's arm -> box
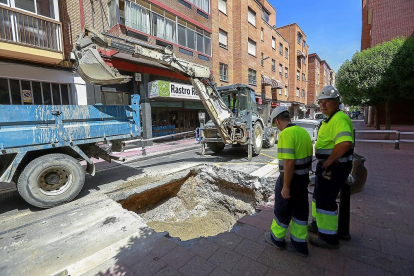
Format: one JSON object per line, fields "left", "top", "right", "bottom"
{"left": 282, "top": 159, "right": 295, "bottom": 199}
{"left": 322, "top": 141, "right": 352, "bottom": 169}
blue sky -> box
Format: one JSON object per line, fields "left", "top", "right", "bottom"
{"left": 269, "top": 0, "right": 361, "bottom": 72}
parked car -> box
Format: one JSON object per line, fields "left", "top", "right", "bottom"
{"left": 314, "top": 113, "right": 327, "bottom": 122}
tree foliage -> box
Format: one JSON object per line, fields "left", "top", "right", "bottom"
{"left": 336, "top": 36, "right": 414, "bottom": 106}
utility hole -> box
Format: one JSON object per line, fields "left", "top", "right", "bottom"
{"left": 118, "top": 165, "right": 273, "bottom": 241}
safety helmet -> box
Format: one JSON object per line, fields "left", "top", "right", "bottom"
{"left": 270, "top": 106, "right": 289, "bottom": 122}
{"left": 317, "top": 86, "right": 341, "bottom": 102}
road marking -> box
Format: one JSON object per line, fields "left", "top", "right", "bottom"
{"left": 250, "top": 158, "right": 279, "bottom": 177}
{"left": 260, "top": 152, "right": 276, "bottom": 159}
{"left": 214, "top": 161, "right": 278, "bottom": 166}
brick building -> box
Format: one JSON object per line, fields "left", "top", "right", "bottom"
{"left": 211, "top": 0, "right": 289, "bottom": 106}
{"left": 361, "top": 0, "right": 414, "bottom": 125}
{"left": 0, "top": 0, "right": 75, "bottom": 106}
{"left": 62, "top": 0, "right": 214, "bottom": 140}
{"left": 276, "top": 23, "right": 308, "bottom": 119}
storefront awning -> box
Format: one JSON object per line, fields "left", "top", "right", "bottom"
{"left": 297, "top": 50, "right": 306, "bottom": 58}
{"left": 271, "top": 79, "right": 283, "bottom": 89}
{"left": 261, "top": 75, "right": 273, "bottom": 86}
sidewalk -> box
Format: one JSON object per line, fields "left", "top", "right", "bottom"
{"left": 86, "top": 120, "right": 414, "bottom": 276}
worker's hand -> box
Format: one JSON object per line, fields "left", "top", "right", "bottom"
{"left": 321, "top": 159, "right": 333, "bottom": 170}
{"left": 281, "top": 187, "right": 291, "bottom": 199}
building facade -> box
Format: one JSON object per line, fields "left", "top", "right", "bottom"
{"left": 276, "top": 23, "right": 308, "bottom": 119}
{"left": 307, "top": 53, "right": 321, "bottom": 119}
{"left": 212, "top": 0, "right": 289, "bottom": 106}
{"left": 0, "top": 0, "right": 78, "bottom": 107}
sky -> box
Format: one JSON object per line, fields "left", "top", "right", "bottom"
{"left": 269, "top": 0, "right": 362, "bottom": 72}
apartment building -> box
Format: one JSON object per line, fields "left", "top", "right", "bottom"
{"left": 0, "top": 0, "right": 77, "bottom": 106}
{"left": 361, "top": 0, "right": 414, "bottom": 124}
{"left": 276, "top": 23, "right": 308, "bottom": 119}
{"left": 307, "top": 53, "right": 321, "bottom": 119}
{"left": 212, "top": 0, "right": 289, "bottom": 106}
{"left": 64, "top": 0, "right": 213, "bottom": 140}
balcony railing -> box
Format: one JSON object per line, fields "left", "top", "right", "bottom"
{"left": 0, "top": 5, "right": 62, "bottom": 52}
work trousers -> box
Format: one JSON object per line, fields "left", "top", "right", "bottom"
{"left": 312, "top": 162, "right": 352, "bottom": 244}
{"left": 271, "top": 173, "right": 309, "bottom": 251}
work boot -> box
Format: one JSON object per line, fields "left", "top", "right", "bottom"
{"left": 287, "top": 241, "right": 308, "bottom": 257}
{"left": 309, "top": 235, "right": 339, "bottom": 249}
{"left": 265, "top": 232, "right": 285, "bottom": 250}
{"left": 308, "top": 221, "right": 318, "bottom": 234}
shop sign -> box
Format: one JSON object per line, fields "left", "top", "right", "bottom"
{"left": 22, "top": 90, "right": 32, "bottom": 103}
{"left": 280, "top": 103, "right": 291, "bottom": 107}
{"left": 148, "top": 80, "right": 199, "bottom": 100}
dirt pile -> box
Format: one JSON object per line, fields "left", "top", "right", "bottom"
{"left": 141, "top": 164, "right": 273, "bottom": 240}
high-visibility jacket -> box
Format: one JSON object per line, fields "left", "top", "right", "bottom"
{"left": 230, "top": 98, "right": 238, "bottom": 113}
{"left": 277, "top": 124, "right": 313, "bottom": 175}
{"left": 315, "top": 110, "right": 354, "bottom": 164}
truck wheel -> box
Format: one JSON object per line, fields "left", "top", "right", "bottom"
{"left": 252, "top": 123, "right": 263, "bottom": 156}
{"left": 17, "top": 153, "right": 85, "bottom": 208}
{"left": 263, "top": 129, "right": 276, "bottom": 148}
{"left": 207, "top": 142, "right": 225, "bottom": 153}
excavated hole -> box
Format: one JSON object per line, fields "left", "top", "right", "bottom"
{"left": 118, "top": 165, "right": 272, "bottom": 241}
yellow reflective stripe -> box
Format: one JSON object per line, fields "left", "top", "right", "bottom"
{"left": 316, "top": 209, "right": 338, "bottom": 233}
{"left": 312, "top": 200, "right": 316, "bottom": 220}
{"left": 290, "top": 218, "right": 308, "bottom": 241}
{"left": 333, "top": 131, "right": 352, "bottom": 142}
{"left": 271, "top": 218, "right": 288, "bottom": 239}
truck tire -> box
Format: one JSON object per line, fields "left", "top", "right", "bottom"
{"left": 263, "top": 129, "right": 276, "bottom": 148}
{"left": 252, "top": 123, "right": 263, "bottom": 156}
{"left": 207, "top": 142, "right": 225, "bottom": 153}
{"left": 17, "top": 153, "right": 85, "bottom": 208}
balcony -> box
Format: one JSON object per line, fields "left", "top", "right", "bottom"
{"left": 0, "top": 5, "right": 63, "bottom": 64}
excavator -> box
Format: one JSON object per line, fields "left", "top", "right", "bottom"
{"left": 73, "top": 26, "right": 268, "bottom": 158}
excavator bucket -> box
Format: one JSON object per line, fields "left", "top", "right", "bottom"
{"left": 76, "top": 47, "right": 131, "bottom": 85}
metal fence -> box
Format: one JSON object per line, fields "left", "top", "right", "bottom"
{"left": 355, "top": 130, "right": 414, "bottom": 149}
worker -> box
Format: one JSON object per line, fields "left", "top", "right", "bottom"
{"left": 265, "top": 106, "right": 313, "bottom": 257}
{"left": 309, "top": 85, "right": 354, "bottom": 249}
{"left": 230, "top": 93, "right": 238, "bottom": 114}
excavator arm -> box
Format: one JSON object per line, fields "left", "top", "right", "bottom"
{"left": 72, "top": 26, "right": 238, "bottom": 144}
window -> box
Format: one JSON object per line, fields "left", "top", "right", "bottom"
{"left": 248, "top": 68, "right": 257, "bottom": 86}
{"left": 302, "top": 73, "right": 305, "bottom": 81}
{"left": 261, "top": 53, "right": 264, "bottom": 67}
{"left": 262, "top": 8, "right": 270, "bottom": 23}
{"left": 271, "top": 59, "right": 275, "bottom": 72}
{"left": 302, "top": 89, "right": 305, "bottom": 97}
{"left": 219, "top": 29, "right": 227, "bottom": 48}
{"left": 0, "top": 77, "right": 70, "bottom": 105}
{"left": 3, "top": 0, "right": 58, "bottom": 20}
{"left": 248, "top": 8, "right": 256, "bottom": 26}
{"left": 279, "top": 43, "right": 283, "bottom": 55}
{"left": 261, "top": 28, "right": 264, "bottom": 41}
{"left": 297, "top": 70, "right": 300, "bottom": 80}
{"left": 303, "top": 57, "right": 306, "bottom": 65}
{"left": 285, "top": 47, "right": 289, "bottom": 59}
{"left": 218, "top": 0, "right": 227, "bottom": 14}
{"left": 297, "top": 32, "right": 302, "bottom": 45}
{"left": 220, "top": 63, "right": 229, "bottom": 82}
{"left": 248, "top": 38, "right": 256, "bottom": 56}
{"left": 272, "top": 37, "right": 275, "bottom": 49}
{"left": 296, "top": 88, "right": 300, "bottom": 97}
{"left": 279, "top": 64, "right": 283, "bottom": 75}
{"left": 303, "top": 40, "right": 306, "bottom": 47}
{"left": 285, "top": 67, "right": 288, "bottom": 78}
{"left": 284, "top": 86, "right": 288, "bottom": 96}
{"left": 279, "top": 89, "right": 282, "bottom": 95}
{"left": 186, "top": 0, "right": 210, "bottom": 13}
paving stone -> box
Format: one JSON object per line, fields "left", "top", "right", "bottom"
{"left": 381, "top": 239, "right": 414, "bottom": 261}
{"left": 342, "top": 233, "right": 381, "bottom": 251}
{"left": 349, "top": 220, "right": 364, "bottom": 234}
{"left": 153, "top": 266, "right": 183, "bottom": 276}
{"left": 308, "top": 245, "right": 345, "bottom": 273}
{"left": 178, "top": 255, "right": 215, "bottom": 276}
{"left": 233, "top": 238, "right": 266, "bottom": 261}
{"left": 236, "top": 224, "right": 264, "bottom": 241}
{"left": 255, "top": 218, "right": 272, "bottom": 231}
{"left": 323, "top": 269, "right": 343, "bottom": 276}
{"left": 148, "top": 237, "right": 179, "bottom": 258}
{"left": 231, "top": 256, "right": 269, "bottom": 276}
{"left": 363, "top": 224, "right": 397, "bottom": 242}
{"left": 122, "top": 248, "right": 152, "bottom": 268}
{"left": 209, "top": 267, "right": 233, "bottom": 276}
{"left": 189, "top": 238, "right": 220, "bottom": 259}
{"left": 214, "top": 232, "right": 243, "bottom": 250}
{"left": 160, "top": 246, "right": 195, "bottom": 270}
{"left": 129, "top": 253, "right": 168, "bottom": 276}
{"left": 264, "top": 268, "right": 285, "bottom": 276}
{"left": 95, "top": 261, "right": 135, "bottom": 276}
{"left": 395, "top": 231, "right": 414, "bottom": 247}
{"left": 344, "top": 258, "right": 384, "bottom": 276}
{"left": 208, "top": 246, "right": 242, "bottom": 272}
{"left": 256, "top": 210, "right": 274, "bottom": 221}
{"left": 357, "top": 247, "right": 413, "bottom": 275}
{"left": 238, "top": 215, "right": 262, "bottom": 226}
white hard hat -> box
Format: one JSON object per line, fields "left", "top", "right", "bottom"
{"left": 270, "top": 106, "right": 289, "bottom": 122}
{"left": 317, "top": 86, "right": 341, "bottom": 101}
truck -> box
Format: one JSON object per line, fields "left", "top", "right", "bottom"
{"left": 0, "top": 26, "right": 265, "bottom": 208}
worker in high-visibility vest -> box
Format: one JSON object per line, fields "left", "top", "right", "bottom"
{"left": 265, "top": 106, "right": 313, "bottom": 257}
{"left": 230, "top": 93, "right": 238, "bottom": 114}
{"left": 309, "top": 86, "right": 354, "bottom": 249}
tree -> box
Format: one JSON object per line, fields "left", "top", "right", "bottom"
{"left": 337, "top": 36, "right": 414, "bottom": 130}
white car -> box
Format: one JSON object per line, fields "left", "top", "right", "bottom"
{"left": 314, "top": 113, "right": 327, "bottom": 121}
